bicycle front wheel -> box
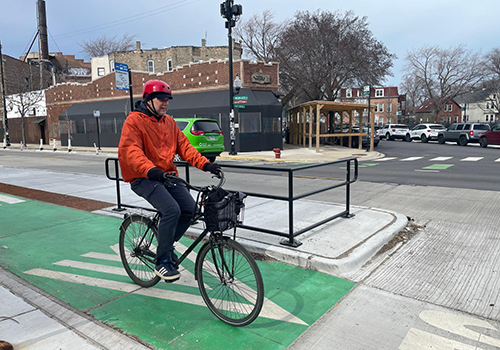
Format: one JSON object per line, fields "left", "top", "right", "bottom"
{"left": 119, "top": 214, "right": 161, "bottom": 287}
{"left": 195, "top": 237, "right": 264, "bottom": 326}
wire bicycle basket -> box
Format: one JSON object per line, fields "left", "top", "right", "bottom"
{"left": 203, "top": 189, "right": 246, "bottom": 232}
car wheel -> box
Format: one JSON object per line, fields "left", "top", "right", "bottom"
{"left": 438, "top": 135, "right": 445, "bottom": 144}
{"left": 479, "top": 137, "right": 488, "bottom": 148}
{"left": 405, "top": 134, "right": 412, "bottom": 142}
{"left": 459, "top": 136, "right": 468, "bottom": 146}
{"left": 421, "top": 134, "right": 428, "bottom": 143}
{"left": 386, "top": 133, "right": 392, "bottom": 141}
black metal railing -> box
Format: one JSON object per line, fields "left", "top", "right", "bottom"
{"left": 105, "top": 157, "right": 358, "bottom": 247}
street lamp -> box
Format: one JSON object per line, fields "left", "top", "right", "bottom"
{"left": 220, "top": 0, "right": 242, "bottom": 155}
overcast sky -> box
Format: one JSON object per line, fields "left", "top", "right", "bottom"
{"left": 1, "top": 0, "right": 499, "bottom": 87}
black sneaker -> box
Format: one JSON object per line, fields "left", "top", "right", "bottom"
{"left": 155, "top": 260, "right": 180, "bottom": 281}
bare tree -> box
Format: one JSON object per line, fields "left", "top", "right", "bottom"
{"left": 7, "top": 90, "right": 44, "bottom": 146}
{"left": 484, "top": 47, "right": 500, "bottom": 120}
{"left": 404, "top": 45, "right": 484, "bottom": 122}
{"left": 233, "top": 9, "right": 282, "bottom": 62}
{"left": 79, "top": 33, "right": 137, "bottom": 59}
{"left": 274, "top": 10, "right": 395, "bottom": 105}
{"left": 400, "top": 73, "right": 426, "bottom": 115}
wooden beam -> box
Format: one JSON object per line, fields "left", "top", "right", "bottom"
{"left": 316, "top": 104, "right": 323, "bottom": 153}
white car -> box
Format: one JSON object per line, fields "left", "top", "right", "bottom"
{"left": 406, "top": 123, "right": 445, "bottom": 143}
{"left": 379, "top": 124, "right": 410, "bottom": 141}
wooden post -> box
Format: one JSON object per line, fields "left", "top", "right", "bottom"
{"left": 309, "top": 105, "right": 313, "bottom": 150}
{"left": 316, "top": 104, "right": 322, "bottom": 153}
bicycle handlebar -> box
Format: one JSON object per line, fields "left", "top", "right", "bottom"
{"left": 163, "top": 169, "right": 225, "bottom": 191}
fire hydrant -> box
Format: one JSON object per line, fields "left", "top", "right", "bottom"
{"left": 273, "top": 147, "right": 281, "bottom": 159}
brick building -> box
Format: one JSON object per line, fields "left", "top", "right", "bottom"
{"left": 22, "top": 52, "right": 91, "bottom": 84}
{"left": 91, "top": 39, "right": 242, "bottom": 81}
{"left": 47, "top": 59, "right": 282, "bottom": 152}
{"left": 1, "top": 54, "right": 53, "bottom": 144}
{"left": 340, "top": 86, "right": 407, "bottom": 126}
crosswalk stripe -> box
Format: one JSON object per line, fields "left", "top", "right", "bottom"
{"left": 400, "top": 157, "right": 424, "bottom": 161}
{"left": 495, "top": 158, "right": 500, "bottom": 162}
{"left": 460, "top": 157, "right": 483, "bottom": 162}
{"left": 0, "top": 194, "right": 25, "bottom": 204}
{"left": 430, "top": 157, "right": 453, "bottom": 161}
{"left": 24, "top": 268, "right": 307, "bottom": 325}
{"left": 376, "top": 157, "right": 397, "bottom": 162}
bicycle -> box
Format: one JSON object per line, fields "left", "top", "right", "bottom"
{"left": 118, "top": 170, "right": 264, "bottom": 327}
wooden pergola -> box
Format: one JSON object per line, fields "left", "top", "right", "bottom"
{"left": 288, "top": 100, "right": 376, "bottom": 152}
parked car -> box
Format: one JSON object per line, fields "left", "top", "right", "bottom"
{"left": 174, "top": 118, "right": 225, "bottom": 162}
{"left": 379, "top": 124, "right": 410, "bottom": 141}
{"left": 479, "top": 123, "right": 500, "bottom": 148}
{"left": 405, "top": 123, "right": 445, "bottom": 143}
{"left": 437, "top": 122, "right": 491, "bottom": 146}
{"left": 337, "top": 126, "right": 379, "bottom": 148}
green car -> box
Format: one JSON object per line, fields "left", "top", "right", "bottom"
{"left": 174, "top": 118, "right": 225, "bottom": 162}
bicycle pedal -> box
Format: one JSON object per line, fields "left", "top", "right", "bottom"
{"left": 164, "top": 276, "right": 180, "bottom": 284}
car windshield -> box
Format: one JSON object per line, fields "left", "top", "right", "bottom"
{"left": 175, "top": 121, "right": 189, "bottom": 130}
{"left": 493, "top": 124, "right": 500, "bottom": 131}
{"left": 430, "top": 125, "right": 445, "bottom": 129}
{"left": 192, "top": 120, "right": 221, "bottom": 133}
{"left": 474, "top": 124, "right": 490, "bottom": 130}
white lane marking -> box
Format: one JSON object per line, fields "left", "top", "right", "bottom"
{"left": 430, "top": 157, "right": 453, "bottom": 161}
{"left": 0, "top": 194, "right": 25, "bottom": 204}
{"left": 495, "top": 158, "right": 500, "bottom": 162}
{"left": 414, "top": 170, "right": 439, "bottom": 173}
{"left": 400, "top": 157, "right": 424, "bottom": 161}
{"left": 24, "top": 268, "right": 307, "bottom": 325}
{"left": 460, "top": 157, "right": 483, "bottom": 162}
{"left": 375, "top": 157, "right": 397, "bottom": 162}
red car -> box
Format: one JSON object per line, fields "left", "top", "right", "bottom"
{"left": 479, "top": 124, "right": 500, "bottom": 148}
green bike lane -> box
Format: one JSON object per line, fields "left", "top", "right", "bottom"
{"left": 0, "top": 193, "right": 355, "bottom": 350}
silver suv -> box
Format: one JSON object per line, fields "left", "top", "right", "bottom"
{"left": 437, "top": 122, "right": 491, "bottom": 146}
{"left": 379, "top": 124, "right": 410, "bottom": 141}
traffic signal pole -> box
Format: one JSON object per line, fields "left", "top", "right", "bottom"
{"left": 221, "top": 0, "right": 242, "bottom": 156}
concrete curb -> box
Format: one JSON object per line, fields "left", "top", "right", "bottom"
{"left": 231, "top": 207, "right": 407, "bottom": 279}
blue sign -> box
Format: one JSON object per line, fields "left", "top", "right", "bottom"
{"left": 114, "top": 62, "right": 129, "bottom": 91}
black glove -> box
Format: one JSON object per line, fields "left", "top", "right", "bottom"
{"left": 203, "top": 162, "right": 221, "bottom": 175}
{"left": 147, "top": 167, "right": 165, "bottom": 182}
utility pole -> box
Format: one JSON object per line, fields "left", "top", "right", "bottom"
{"left": 0, "top": 41, "right": 10, "bottom": 146}
{"left": 220, "top": 0, "right": 242, "bottom": 155}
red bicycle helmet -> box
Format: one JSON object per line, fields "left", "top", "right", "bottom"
{"left": 143, "top": 80, "right": 173, "bottom": 100}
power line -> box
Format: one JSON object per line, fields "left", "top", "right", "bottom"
{"left": 52, "top": 0, "right": 199, "bottom": 40}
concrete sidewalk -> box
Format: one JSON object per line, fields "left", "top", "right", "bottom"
{"left": 0, "top": 144, "right": 406, "bottom": 349}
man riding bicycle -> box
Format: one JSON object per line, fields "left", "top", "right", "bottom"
{"left": 118, "top": 79, "right": 220, "bottom": 281}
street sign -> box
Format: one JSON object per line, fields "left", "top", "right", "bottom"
{"left": 234, "top": 104, "right": 246, "bottom": 109}
{"left": 114, "top": 62, "right": 130, "bottom": 91}
{"left": 363, "top": 86, "right": 370, "bottom": 97}
{"left": 233, "top": 96, "right": 248, "bottom": 100}
{"left": 93, "top": 110, "right": 100, "bottom": 118}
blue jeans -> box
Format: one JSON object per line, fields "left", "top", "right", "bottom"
{"left": 131, "top": 178, "right": 195, "bottom": 264}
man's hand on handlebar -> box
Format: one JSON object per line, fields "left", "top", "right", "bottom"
{"left": 203, "top": 162, "right": 221, "bottom": 176}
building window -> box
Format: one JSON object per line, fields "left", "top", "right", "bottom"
{"left": 97, "top": 67, "right": 105, "bottom": 76}
{"left": 379, "top": 103, "right": 384, "bottom": 113}
{"left": 388, "top": 103, "right": 392, "bottom": 113}
{"left": 375, "top": 89, "right": 384, "bottom": 97}
{"left": 375, "top": 104, "right": 379, "bottom": 112}
{"left": 167, "top": 59, "right": 173, "bottom": 72}
{"left": 357, "top": 89, "right": 363, "bottom": 97}
{"left": 147, "top": 60, "right": 154, "bottom": 73}
{"left": 346, "top": 89, "right": 352, "bottom": 98}
{"left": 444, "top": 104, "right": 453, "bottom": 112}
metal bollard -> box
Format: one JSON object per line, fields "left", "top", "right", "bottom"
{"left": 68, "top": 138, "right": 72, "bottom": 152}
{"left": 52, "top": 139, "right": 57, "bottom": 151}
{"left": 39, "top": 139, "right": 44, "bottom": 151}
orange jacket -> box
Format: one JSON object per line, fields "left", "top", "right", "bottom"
{"left": 118, "top": 111, "right": 209, "bottom": 182}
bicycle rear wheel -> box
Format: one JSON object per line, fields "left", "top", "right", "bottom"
{"left": 119, "top": 214, "right": 161, "bottom": 287}
{"left": 195, "top": 237, "right": 264, "bottom": 326}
